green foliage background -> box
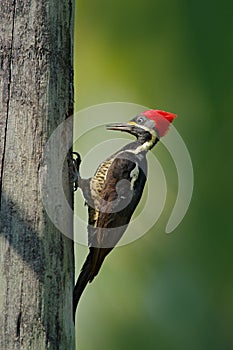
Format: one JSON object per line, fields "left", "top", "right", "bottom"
{"left": 74, "top": 1, "right": 233, "bottom": 349}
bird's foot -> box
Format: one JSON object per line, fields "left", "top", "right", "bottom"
{"left": 68, "top": 151, "right": 81, "bottom": 191}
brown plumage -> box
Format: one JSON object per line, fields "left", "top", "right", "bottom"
{"left": 73, "top": 109, "right": 176, "bottom": 321}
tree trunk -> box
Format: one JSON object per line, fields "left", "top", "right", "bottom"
{"left": 0, "top": 0, "right": 75, "bottom": 349}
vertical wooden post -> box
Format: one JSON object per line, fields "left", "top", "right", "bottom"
{"left": 0, "top": 0, "right": 75, "bottom": 348}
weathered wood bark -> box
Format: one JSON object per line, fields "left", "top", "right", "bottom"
{"left": 0, "top": 0, "right": 75, "bottom": 349}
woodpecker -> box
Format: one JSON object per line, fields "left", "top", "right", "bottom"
{"left": 73, "top": 109, "right": 176, "bottom": 321}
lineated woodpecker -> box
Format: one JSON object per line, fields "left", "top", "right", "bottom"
{"left": 73, "top": 109, "right": 176, "bottom": 321}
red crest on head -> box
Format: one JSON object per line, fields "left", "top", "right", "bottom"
{"left": 142, "top": 109, "right": 177, "bottom": 137}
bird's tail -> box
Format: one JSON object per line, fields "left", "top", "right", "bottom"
{"left": 73, "top": 249, "right": 93, "bottom": 322}
{"left": 73, "top": 247, "right": 112, "bottom": 322}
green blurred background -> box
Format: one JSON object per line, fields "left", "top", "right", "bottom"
{"left": 74, "top": 1, "right": 233, "bottom": 349}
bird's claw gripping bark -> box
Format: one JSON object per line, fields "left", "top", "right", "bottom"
{"left": 68, "top": 151, "right": 81, "bottom": 191}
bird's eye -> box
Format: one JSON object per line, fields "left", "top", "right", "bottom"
{"left": 137, "top": 116, "right": 144, "bottom": 124}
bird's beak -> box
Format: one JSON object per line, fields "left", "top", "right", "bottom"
{"left": 106, "top": 122, "right": 135, "bottom": 133}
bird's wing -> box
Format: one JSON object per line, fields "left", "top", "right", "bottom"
{"left": 88, "top": 154, "right": 146, "bottom": 249}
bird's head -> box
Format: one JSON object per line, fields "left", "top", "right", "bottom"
{"left": 107, "top": 109, "right": 177, "bottom": 150}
